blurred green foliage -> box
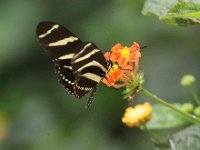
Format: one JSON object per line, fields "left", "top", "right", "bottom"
{"left": 0, "top": 0, "right": 200, "bottom": 150}
{"left": 142, "top": 0, "right": 200, "bottom": 26}
{"left": 168, "top": 125, "right": 200, "bottom": 150}
{"left": 146, "top": 103, "right": 190, "bottom": 130}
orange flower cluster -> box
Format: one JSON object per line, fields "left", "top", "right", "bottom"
{"left": 102, "top": 42, "right": 141, "bottom": 88}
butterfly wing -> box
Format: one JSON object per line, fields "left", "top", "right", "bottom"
{"left": 36, "top": 21, "right": 109, "bottom": 107}
{"left": 71, "top": 42, "right": 108, "bottom": 100}
{"left": 36, "top": 21, "right": 82, "bottom": 95}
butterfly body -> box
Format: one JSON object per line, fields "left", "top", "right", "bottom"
{"left": 36, "top": 21, "right": 109, "bottom": 108}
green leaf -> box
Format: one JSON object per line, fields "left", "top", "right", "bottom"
{"left": 146, "top": 103, "right": 191, "bottom": 130}
{"left": 142, "top": 0, "right": 200, "bottom": 26}
{"left": 153, "top": 125, "right": 200, "bottom": 150}
{"left": 169, "top": 125, "right": 200, "bottom": 150}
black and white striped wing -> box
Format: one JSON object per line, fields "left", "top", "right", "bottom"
{"left": 71, "top": 42, "right": 108, "bottom": 101}
{"left": 36, "top": 21, "right": 82, "bottom": 95}
{"left": 36, "top": 21, "right": 109, "bottom": 107}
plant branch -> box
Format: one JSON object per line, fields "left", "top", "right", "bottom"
{"left": 140, "top": 88, "right": 200, "bottom": 124}
{"left": 190, "top": 86, "right": 200, "bottom": 106}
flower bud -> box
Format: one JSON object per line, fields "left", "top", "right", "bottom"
{"left": 128, "top": 96, "right": 133, "bottom": 103}
{"left": 181, "top": 103, "right": 194, "bottom": 113}
{"left": 181, "top": 74, "right": 195, "bottom": 87}
{"left": 194, "top": 106, "right": 200, "bottom": 117}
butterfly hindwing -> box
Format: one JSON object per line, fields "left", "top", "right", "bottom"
{"left": 54, "top": 60, "right": 75, "bottom": 95}
{"left": 71, "top": 42, "right": 108, "bottom": 98}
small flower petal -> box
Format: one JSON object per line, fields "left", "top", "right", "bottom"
{"left": 104, "top": 52, "right": 111, "bottom": 61}
{"left": 111, "top": 43, "right": 123, "bottom": 52}
{"left": 130, "top": 42, "right": 140, "bottom": 52}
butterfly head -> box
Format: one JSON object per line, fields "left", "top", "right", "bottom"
{"left": 106, "top": 59, "right": 113, "bottom": 72}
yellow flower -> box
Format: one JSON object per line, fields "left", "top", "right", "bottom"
{"left": 122, "top": 103, "right": 152, "bottom": 127}
{"left": 121, "top": 47, "right": 130, "bottom": 57}
{"left": 0, "top": 113, "right": 9, "bottom": 142}
{"left": 110, "top": 63, "right": 119, "bottom": 73}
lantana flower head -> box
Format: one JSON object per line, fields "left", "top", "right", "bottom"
{"left": 122, "top": 103, "right": 152, "bottom": 127}
{"left": 102, "top": 42, "right": 142, "bottom": 89}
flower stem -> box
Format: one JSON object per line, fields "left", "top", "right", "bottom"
{"left": 142, "top": 124, "right": 165, "bottom": 142}
{"left": 140, "top": 88, "right": 200, "bottom": 124}
{"left": 189, "top": 86, "right": 200, "bottom": 106}
{"left": 143, "top": 124, "right": 171, "bottom": 149}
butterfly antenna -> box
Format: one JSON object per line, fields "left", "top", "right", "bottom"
{"left": 140, "top": 45, "right": 147, "bottom": 49}
{"left": 118, "top": 66, "right": 132, "bottom": 71}
{"left": 116, "top": 63, "right": 132, "bottom": 71}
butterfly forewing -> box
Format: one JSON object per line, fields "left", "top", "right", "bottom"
{"left": 36, "top": 21, "right": 82, "bottom": 95}
{"left": 36, "top": 21, "right": 82, "bottom": 59}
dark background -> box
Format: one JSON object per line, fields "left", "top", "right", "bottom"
{"left": 0, "top": 0, "right": 199, "bottom": 150}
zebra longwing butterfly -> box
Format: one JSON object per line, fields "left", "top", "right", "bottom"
{"left": 36, "top": 21, "right": 110, "bottom": 108}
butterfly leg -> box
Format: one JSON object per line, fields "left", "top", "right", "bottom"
{"left": 117, "top": 64, "right": 132, "bottom": 71}
{"left": 102, "top": 76, "right": 112, "bottom": 86}
{"left": 85, "top": 85, "right": 98, "bottom": 109}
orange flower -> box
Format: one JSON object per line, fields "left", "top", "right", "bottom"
{"left": 104, "top": 52, "right": 111, "bottom": 61}
{"left": 102, "top": 63, "right": 124, "bottom": 87}
{"left": 102, "top": 42, "right": 141, "bottom": 88}
{"left": 122, "top": 103, "right": 152, "bottom": 127}
{"left": 111, "top": 43, "right": 123, "bottom": 52}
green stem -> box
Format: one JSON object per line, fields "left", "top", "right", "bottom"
{"left": 140, "top": 88, "right": 200, "bottom": 124}
{"left": 142, "top": 124, "right": 165, "bottom": 142}
{"left": 190, "top": 86, "right": 200, "bottom": 106}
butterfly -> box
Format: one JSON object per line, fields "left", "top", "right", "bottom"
{"left": 36, "top": 21, "right": 112, "bottom": 108}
